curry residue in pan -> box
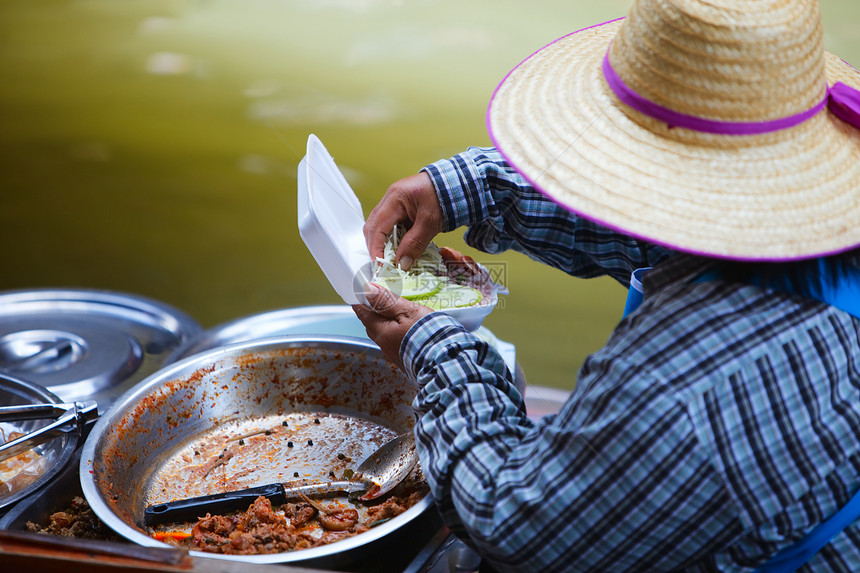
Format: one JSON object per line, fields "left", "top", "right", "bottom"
{"left": 146, "top": 411, "right": 396, "bottom": 503}
{"left": 145, "top": 409, "right": 428, "bottom": 554}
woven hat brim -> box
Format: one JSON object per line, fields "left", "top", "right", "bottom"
{"left": 487, "top": 20, "right": 860, "bottom": 261}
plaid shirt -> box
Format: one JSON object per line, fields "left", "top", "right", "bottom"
{"left": 402, "top": 146, "right": 860, "bottom": 572}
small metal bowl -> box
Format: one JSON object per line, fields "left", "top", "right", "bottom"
{"left": 0, "top": 373, "right": 80, "bottom": 514}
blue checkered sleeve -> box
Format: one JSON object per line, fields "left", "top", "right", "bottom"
{"left": 422, "top": 146, "right": 671, "bottom": 286}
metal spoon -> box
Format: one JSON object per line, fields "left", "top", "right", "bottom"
{"left": 351, "top": 431, "right": 417, "bottom": 501}
{"left": 143, "top": 432, "right": 417, "bottom": 526}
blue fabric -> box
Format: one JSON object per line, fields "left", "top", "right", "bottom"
{"left": 758, "top": 259, "right": 860, "bottom": 320}
{"left": 622, "top": 267, "right": 652, "bottom": 318}
{"left": 754, "top": 487, "right": 860, "bottom": 572}
{"left": 692, "top": 259, "right": 860, "bottom": 320}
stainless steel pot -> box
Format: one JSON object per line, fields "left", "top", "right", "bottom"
{"left": 79, "top": 335, "right": 432, "bottom": 567}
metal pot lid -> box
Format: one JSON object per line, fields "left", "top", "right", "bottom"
{"left": 0, "top": 289, "right": 201, "bottom": 407}
{"left": 0, "top": 373, "right": 78, "bottom": 512}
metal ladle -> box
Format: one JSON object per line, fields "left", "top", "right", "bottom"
{"left": 144, "top": 432, "right": 418, "bottom": 526}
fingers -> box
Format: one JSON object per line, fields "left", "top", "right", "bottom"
{"left": 352, "top": 283, "right": 434, "bottom": 371}
{"left": 352, "top": 302, "right": 404, "bottom": 369}
{"left": 352, "top": 301, "right": 385, "bottom": 334}
{"left": 365, "top": 196, "right": 408, "bottom": 262}
{"left": 365, "top": 203, "right": 406, "bottom": 264}
{"left": 438, "top": 246, "right": 464, "bottom": 261}
{"left": 395, "top": 222, "right": 436, "bottom": 271}
{"left": 362, "top": 282, "right": 431, "bottom": 321}
{"left": 363, "top": 172, "right": 443, "bottom": 268}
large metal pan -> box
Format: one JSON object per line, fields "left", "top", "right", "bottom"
{"left": 79, "top": 335, "right": 432, "bottom": 567}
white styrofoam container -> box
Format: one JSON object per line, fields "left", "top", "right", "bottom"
{"left": 297, "top": 134, "right": 501, "bottom": 331}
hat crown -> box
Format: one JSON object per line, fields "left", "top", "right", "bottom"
{"left": 609, "top": 0, "right": 828, "bottom": 122}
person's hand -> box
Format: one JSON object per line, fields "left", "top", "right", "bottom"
{"left": 364, "top": 171, "right": 444, "bottom": 270}
{"left": 353, "top": 283, "right": 433, "bottom": 370}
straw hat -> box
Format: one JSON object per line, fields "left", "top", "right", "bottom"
{"left": 487, "top": 0, "right": 860, "bottom": 261}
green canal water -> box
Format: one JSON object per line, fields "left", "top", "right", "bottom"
{"left": 2, "top": 1, "right": 858, "bottom": 390}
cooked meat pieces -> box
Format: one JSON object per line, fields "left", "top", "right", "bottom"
{"left": 317, "top": 507, "right": 359, "bottom": 532}
{"left": 192, "top": 496, "right": 322, "bottom": 555}
{"left": 182, "top": 482, "right": 428, "bottom": 556}
{"left": 366, "top": 488, "right": 425, "bottom": 524}
{"left": 26, "top": 496, "right": 120, "bottom": 541}
{"left": 1, "top": 431, "right": 44, "bottom": 496}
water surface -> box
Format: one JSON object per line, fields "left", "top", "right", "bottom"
{"left": 2, "top": 0, "right": 857, "bottom": 391}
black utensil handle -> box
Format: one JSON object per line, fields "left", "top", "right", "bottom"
{"left": 144, "top": 483, "right": 285, "bottom": 526}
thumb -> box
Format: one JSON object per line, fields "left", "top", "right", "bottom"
{"left": 363, "top": 282, "right": 405, "bottom": 318}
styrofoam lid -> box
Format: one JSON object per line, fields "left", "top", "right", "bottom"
{"left": 298, "top": 134, "right": 373, "bottom": 305}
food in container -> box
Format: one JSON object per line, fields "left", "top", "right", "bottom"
{"left": 25, "top": 495, "right": 120, "bottom": 541}
{"left": 0, "top": 374, "right": 80, "bottom": 512}
{"left": 149, "top": 482, "right": 427, "bottom": 556}
{"left": 373, "top": 224, "right": 504, "bottom": 311}
{"left": 139, "top": 410, "right": 428, "bottom": 555}
{"left": 0, "top": 429, "right": 48, "bottom": 498}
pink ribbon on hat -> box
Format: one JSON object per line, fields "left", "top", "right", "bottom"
{"left": 829, "top": 81, "right": 860, "bottom": 128}
{"left": 602, "top": 52, "right": 860, "bottom": 134}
